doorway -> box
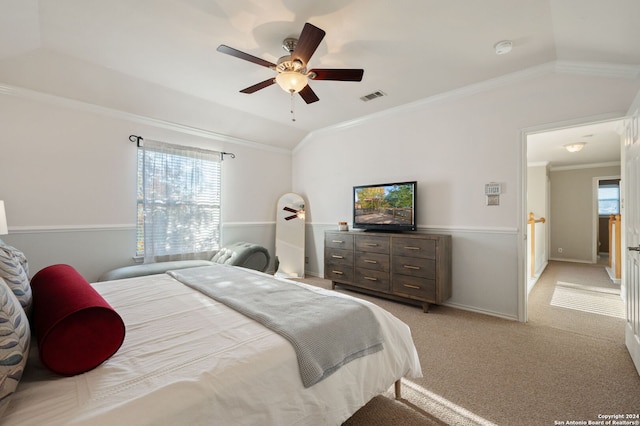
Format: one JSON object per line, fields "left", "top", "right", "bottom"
{"left": 521, "top": 115, "right": 625, "bottom": 322}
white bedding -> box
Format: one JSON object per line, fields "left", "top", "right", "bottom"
{"left": 3, "top": 271, "right": 422, "bottom": 426}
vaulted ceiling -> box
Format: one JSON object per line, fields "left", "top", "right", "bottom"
{"left": 1, "top": 0, "right": 639, "bottom": 162}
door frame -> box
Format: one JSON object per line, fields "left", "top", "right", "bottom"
{"left": 518, "top": 112, "right": 626, "bottom": 322}
{"left": 592, "top": 176, "right": 622, "bottom": 265}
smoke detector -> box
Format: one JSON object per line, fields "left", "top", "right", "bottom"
{"left": 494, "top": 40, "right": 513, "bottom": 55}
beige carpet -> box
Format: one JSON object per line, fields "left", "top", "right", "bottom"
{"left": 298, "top": 260, "right": 640, "bottom": 425}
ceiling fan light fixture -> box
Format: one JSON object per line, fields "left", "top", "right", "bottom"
{"left": 276, "top": 71, "right": 308, "bottom": 93}
{"left": 564, "top": 142, "right": 586, "bottom": 153}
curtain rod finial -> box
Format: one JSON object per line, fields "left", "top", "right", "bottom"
{"left": 129, "top": 135, "right": 143, "bottom": 147}
{"left": 221, "top": 152, "right": 236, "bottom": 160}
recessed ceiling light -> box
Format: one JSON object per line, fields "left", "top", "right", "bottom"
{"left": 494, "top": 40, "right": 512, "bottom": 55}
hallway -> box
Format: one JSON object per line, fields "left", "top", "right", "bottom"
{"left": 528, "top": 260, "right": 624, "bottom": 342}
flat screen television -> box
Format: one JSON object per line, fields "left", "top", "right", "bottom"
{"left": 353, "top": 181, "right": 417, "bottom": 232}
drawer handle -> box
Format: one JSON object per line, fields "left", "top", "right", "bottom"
{"left": 403, "top": 265, "right": 420, "bottom": 270}
{"left": 332, "top": 240, "right": 345, "bottom": 244}
{"left": 364, "top": 259, "right": 378, "bottom": 264}
{"left": 364, "top": 276, "right": 378, "bottom": 281}
{"left": 365, "top": 243, "right": 379, "bottom": 247}
{"left": 332, "top": 255, "right": 344, "bottom": 259}
{"left": 404, "top": 246, "right": 421, "bottom": 250}
{"left": 332, "top": 270, "right": 344, "bottom": 275}
{"left": 403, "top": 284, "right": 421, "bottom": 290}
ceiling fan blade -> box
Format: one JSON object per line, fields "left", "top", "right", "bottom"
{"left": 240, "top": 78, "right": 276, "bottom": 94}
{"left": 284, "top": 214, "right": 298, "bottom": 221}
{"left": 283, "top": 206, "right": 298, "bottom": 213}
{"left": 291, "top": 23, "right": 326, "bottom": 66}
{"left": 309, "top": 68, "right": 364, "bottom": 81}
{"left": 217, "top": 44, "right": 276, "bottom": 69}
{"left": 298, "top": 85, "right": 319, "bottom": 104}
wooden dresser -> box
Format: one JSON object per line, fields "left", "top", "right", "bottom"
{"left": 324, "top": 231, "right": 451, "bottom": 312}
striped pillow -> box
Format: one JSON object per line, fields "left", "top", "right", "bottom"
{"left": 0, "top": 247, "right": 32, "bottom": 315}
{"left": 0, "top": 277, "right": 30, "bottom": 418}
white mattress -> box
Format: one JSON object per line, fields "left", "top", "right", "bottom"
{"left": 4, "top": 271, "right": 422, "bottom": 426}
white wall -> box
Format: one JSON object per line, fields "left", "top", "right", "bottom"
{"left": 549, "top": 165, "right": 620, "bottom": 263}
{"left": 293, "top": 71, "right": 640, "bottom": 319}
{"left": 0, "top": 91, "right": 291, "bottom": 281}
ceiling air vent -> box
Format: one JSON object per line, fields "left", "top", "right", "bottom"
{"left": 360, "top": 91, "right": 387, "bottom": 102}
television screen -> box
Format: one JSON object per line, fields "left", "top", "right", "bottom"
{"left": 353, "top": 181, "right": 417, "bottom": 232}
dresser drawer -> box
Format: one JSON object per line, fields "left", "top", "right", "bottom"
{"left": 392, "top": 275, "right": 436, "bottom": 301}
{"left": 355, "top": 251, "right": 390, "bottom": 272}
{"left": 354, "top": 268, "right": 390, "bottom": 292}
{"left": 325, "top": 248, "right": 354, "bottom": 266}
{"left": 355, "top": 235, "right": 390, "bottom": 254}
{"left": 392, "top": 237, "right": 435, "bottom": 258}
{"left": 392, "top": 256, "right": 435, "bottom": 279}
{"left": 325, "top": 262, "right": 354, "bottom": 283}
{"left": 325, "top": 233, "right": 354, "bottom": 250}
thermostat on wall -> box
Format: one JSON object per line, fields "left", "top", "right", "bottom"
{"left": 485, "top": 183, "right": 502, "bottom": 195}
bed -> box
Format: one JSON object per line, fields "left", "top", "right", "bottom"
{"left": 0, "top": 258, "right": 422, "bottom": 425}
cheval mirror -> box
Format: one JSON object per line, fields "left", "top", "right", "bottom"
{"left": 275, "top": 193, "right": 306, "bottom": 278}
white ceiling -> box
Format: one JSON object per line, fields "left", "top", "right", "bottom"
{"left": 1, "top": 0, "right": 639, "bottom": 163}
{"left": 527, "top": 119, "right": 624, "bottom": 169}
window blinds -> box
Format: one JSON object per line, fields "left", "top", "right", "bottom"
{"left": 137, "top": 140, "right": 221, "bottom": 262}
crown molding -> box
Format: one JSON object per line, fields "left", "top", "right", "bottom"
{"left": 0, "top": 83, "right": 291, "bottom": 155}
{"left": 294, "top": 60, "right": 640, "bottom": 153}
{"left": 294, "top": 62, "right": 557, "bottom": 153}
{"left": 555, "top": 60, "right": 640, "bottom": 79}
{"left": 550, "top": 161, "right": 621, "bottom": 172}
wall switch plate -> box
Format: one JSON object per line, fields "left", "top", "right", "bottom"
{"left": 486, "top": 194, "right": 500, "bottom": 206}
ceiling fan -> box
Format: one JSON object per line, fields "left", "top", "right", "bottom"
{"left": 217, "top": 23, "right": 364, "bottom": 106}
{"left": 283, "top": 206, "right": 304, "bottom": 221}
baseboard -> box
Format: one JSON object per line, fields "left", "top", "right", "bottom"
{"left": 441, "top": 301, "right": 519, "bottom": 321}
{"left": 605, "top": 266, "right": 622, "bottom": 285}
{"left": 527, "top": 260, "right": 548, "bottom": 294}
{"left": 302, "top": 271, "right": 519, "bottom": 322}
{"left": 548, "top": 257, "right": 593, "bottom": 264}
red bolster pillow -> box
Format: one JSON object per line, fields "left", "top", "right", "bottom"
{"left": 30, "top": 264, "right": 126, "bottom": 376}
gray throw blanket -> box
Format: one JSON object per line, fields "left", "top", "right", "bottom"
{"left": 168, "top": 264, "right": 384, "bottom": 388}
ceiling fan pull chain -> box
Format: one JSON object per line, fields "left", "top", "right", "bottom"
{"left": 290, "top": 92, "right": 296, "bottom": 122}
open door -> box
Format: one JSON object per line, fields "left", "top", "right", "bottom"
{"left": 624, "top": 113, "right": 640, "bottom": 375}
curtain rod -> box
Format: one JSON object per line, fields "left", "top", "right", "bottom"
{"left": 129, "top": 134, "right": 143, "bottom": 147}
{"left": 129, "top": 135, "right": 236, "bottom": 160}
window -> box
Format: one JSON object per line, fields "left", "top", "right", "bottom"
{"left": 598, "top": 180, "right": 620, "bottom": 216}
{"left": 137, "top": 140, "right": 221, "bottom": 261}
